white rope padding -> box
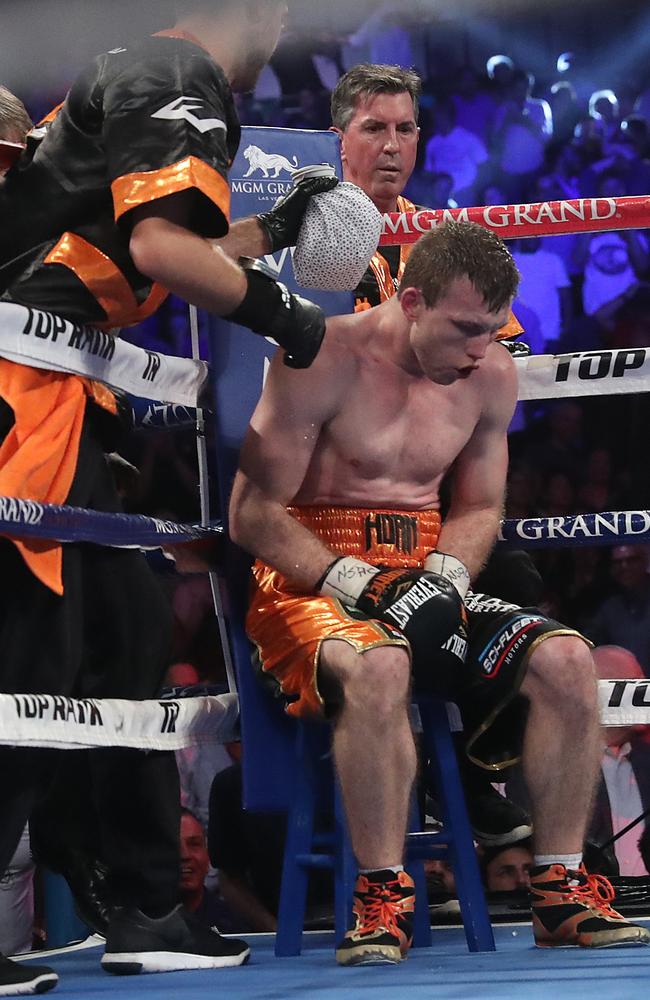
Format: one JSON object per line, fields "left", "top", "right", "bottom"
{"left": 0, "top": 302, "right": 208, "bottom": 406}
{"left": 0, "top": 681, "right": 647, "bottom": 750}
{"left": 0, "top": 692, "right": 239, "bottom": 750}
{"left": 515, "top": 347, "right": 650, "bottom": 400}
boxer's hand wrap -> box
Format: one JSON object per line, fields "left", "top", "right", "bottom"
{"left": 319, "top": 555, "right": 465, "bottom": 660}
{"left": 225, "top": 260, "right": 325, "bottom": 369}
{"left": 423, "top": 551, "right": 471, "bottom": 600}
{"left": 257, "top": 174, "right": 339, "bottom": 252}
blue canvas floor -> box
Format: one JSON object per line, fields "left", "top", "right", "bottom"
{"left": 16, "top": 921, "right": 650, "bottom": 1000}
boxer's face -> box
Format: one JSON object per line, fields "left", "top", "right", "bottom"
{"left": 402, "top": 276, "right": 510, "bottom": 385}
{"left": 335, "top": 91, "right": 419, "bottom": 211}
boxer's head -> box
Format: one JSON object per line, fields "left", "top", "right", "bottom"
{"left": 331, "top": 64, "right": 421, "bottom": 213}
{"left": 397, "top": 221, "right": 519, "bottom": 384}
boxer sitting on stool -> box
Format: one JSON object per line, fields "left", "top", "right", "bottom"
{"left": 229, "top": 221, "right": 650, "bottom": 965}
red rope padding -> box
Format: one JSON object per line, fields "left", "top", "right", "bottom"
{"left": 379, "top": 195, "right": 650, "bottom": 245}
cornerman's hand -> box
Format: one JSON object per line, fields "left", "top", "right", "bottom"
{"left": 257, "top": 173, "right": 339, "bottom": 252}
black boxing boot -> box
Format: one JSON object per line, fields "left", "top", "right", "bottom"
{"left": 225, "top": 260, "right": 325, "bottom": 369}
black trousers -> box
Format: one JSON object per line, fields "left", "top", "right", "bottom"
{"left": 0, "top": 403, "right": 180, "bottom": 911}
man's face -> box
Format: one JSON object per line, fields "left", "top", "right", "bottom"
{"left": 233, "top": 1, "right": 288, "bottom": 92}
{"left": 486, "top": 847, "right": 533, "bottom": 892}
{"left": 180, "top": 813, "right": 209, "bottom": 895}
{"left": 405, "top": 275, "right": 510, "bottom": 385}
{"left": 334, "top": 91, "right": 419, "bottom": 210}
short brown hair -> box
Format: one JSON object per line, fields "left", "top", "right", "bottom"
{"left": 399, "top": 221, "right": 519, "bottom": 312}
{"left": 331, "top": 64, "right": 421, "bottom": 131}
{"left": 0, "top": 86, "right": 32, "bottom": 143}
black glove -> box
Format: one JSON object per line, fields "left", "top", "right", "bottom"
{"left": 499, "top": 337, "right": 531, "bottom": 358}
{"left": 257, "top": 173, "right": 339, "bottom": 252}
{"left": 318, "top": 555, "right": 466, "bottom": 662}
{"left": 225, "top": 259, "right": 325, "bottom": 369}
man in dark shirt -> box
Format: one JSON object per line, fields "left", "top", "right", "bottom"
{"left": 0, "top": 2, "right": 334, "bottom": 994}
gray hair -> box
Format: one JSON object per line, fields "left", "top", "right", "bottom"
{"left": 0, "top": 86, "right": 32, "bottom": 143}
{"left": 331, "top": 63, "right": 421, "bottom": 131}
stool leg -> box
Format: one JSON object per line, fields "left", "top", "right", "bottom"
{"left": 420, "top": 700, "right": 495, "bottom": 953}
{"left": 333, "top": 781, "right": 356, "bottom": 942}
{"left": 407, "top": 797, "right": 432, "bottom": 948}
{"left": 275, "top": 738, "right": 316, "bottom": 956}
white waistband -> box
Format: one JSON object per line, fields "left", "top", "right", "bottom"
{"left": 0, "top": 302, "right": 208, "bottom": 406}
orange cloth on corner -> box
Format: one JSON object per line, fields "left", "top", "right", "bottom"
{"left": 0, "top": 359, "right": 115, "bottom": 595}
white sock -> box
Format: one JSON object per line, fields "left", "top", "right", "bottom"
{"left": 359, "top": 865, "right": 404, "bottom": 876}
{"left": 534, "top": 853, "right": 582, "bottom": 871}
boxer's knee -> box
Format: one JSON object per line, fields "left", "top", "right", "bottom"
{"left": 321, "top": 640, "right": 411, "bottom": 720}
{"left": 524, "top": 635, "right": 597, "bottom": 719}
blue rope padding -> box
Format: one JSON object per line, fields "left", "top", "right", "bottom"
{"left": 0, "top": 496, "right": 222, "bottom": 547}
{"left": 1, "top": 498, "right": 647, "bottom": 550}
{"left": 498, "top": 510, "right": 650, "bottom": 548}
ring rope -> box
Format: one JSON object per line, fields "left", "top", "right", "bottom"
{"left": 514, "top": 348, "right": 650, "bottom": 400}
{"left": 0, "top": 496, "right": 222, "bottom": 546}
{"left": 499, "top": 510, "right": 650, "bottom": 548}
{"left": 380, "top": 194, "right": 650, "bottom": 245}
{"left": 0, "top": 678, "right": 645, "bottom": 749}
{"left": 0, "top": 691, "right": 239, "bottom": 750}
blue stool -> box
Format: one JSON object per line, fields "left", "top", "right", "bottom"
{"left": 270, "top": 698, "right": 495, "bottom": 956}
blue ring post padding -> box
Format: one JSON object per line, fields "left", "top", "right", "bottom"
{"left": 498, "top": 510, "right": 650, "bottom": 548}
{"left": 0, "top": 497, "right": 222, "bottom": 546}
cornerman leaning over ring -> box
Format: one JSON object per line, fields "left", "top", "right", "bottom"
{"left": 0, "top": 0, "right": 337, "bottom": 994}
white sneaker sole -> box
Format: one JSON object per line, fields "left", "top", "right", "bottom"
{"left": 0, "top": 972, "right": 59, "bottom": 996}
{"left": 101, "top": 948, "right": 250, "bottom": 974}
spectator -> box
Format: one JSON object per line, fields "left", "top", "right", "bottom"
{"left": 512, "top": 237, "right": 572, "bottom": 353}
{"left": 548, "top": 80, "right": 581, "bottom": 146}
{"left": 450, "top": 65, "right": 497, "bottom": 144}
{"left": 482, "top": 839, "right": 534, "bottom": 893}
{"left": 423, "top": 99, "right": 488, "bottom": 205}
{"left": 345, "top": 2, "right": 422, "bottom": 73}
{"left": 588, "top": 647, "right": 650, "bottom": 876}
{"left": 405, "top": 170, "right": 457, "bottom": 209}
{"left": 575, "top": 175, "right": 649, "bottom": 326}
{"left": 491, "top": 68, "right": 551, "bottom": 202}
{"left": 179, "top": 810, "right": 241, "bottom": 932}
{"left": 581, "top": 546, "right": 650, "bottom": 673}
{"left": 588, "top": 89, "right": 621, "bottom": 144}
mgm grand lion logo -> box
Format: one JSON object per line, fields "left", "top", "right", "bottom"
{"left": 243, "top": 144, "right": 298, "bottom": 178}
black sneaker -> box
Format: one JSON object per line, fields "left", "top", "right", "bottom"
{"left": 0, "top": 955, "right": 58, "bottom": 996}
{"left": 466, "top": 786, "right": 532, "bottom": 847}
{"left": 101, "top": 905, "right": 250, "bottom": 974}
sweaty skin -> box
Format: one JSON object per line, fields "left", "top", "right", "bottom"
{"left": 229, "top": 275, "right": 517, "bottom": 590}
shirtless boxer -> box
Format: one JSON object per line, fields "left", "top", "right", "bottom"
{"left": 229, "top": 220, "right": 650, "bottom": 964}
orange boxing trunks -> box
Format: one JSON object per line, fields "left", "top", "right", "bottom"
{"left": 246, "top": 505, "right": 441, "bottom": 719}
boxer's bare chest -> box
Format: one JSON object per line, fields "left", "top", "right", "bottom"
{"left": 297, "top": 355, "right": 484, "bottom": 507}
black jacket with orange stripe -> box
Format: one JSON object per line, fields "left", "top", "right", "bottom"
{"left": 0, "top": 32, "right": 239, "bottom": 330}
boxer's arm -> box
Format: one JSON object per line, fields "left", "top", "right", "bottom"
{"left": 436, "top": 349, "right": 519, "bottom": 579}
{"left": 229, "top": 346, "right": 353, "bottom": 590}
